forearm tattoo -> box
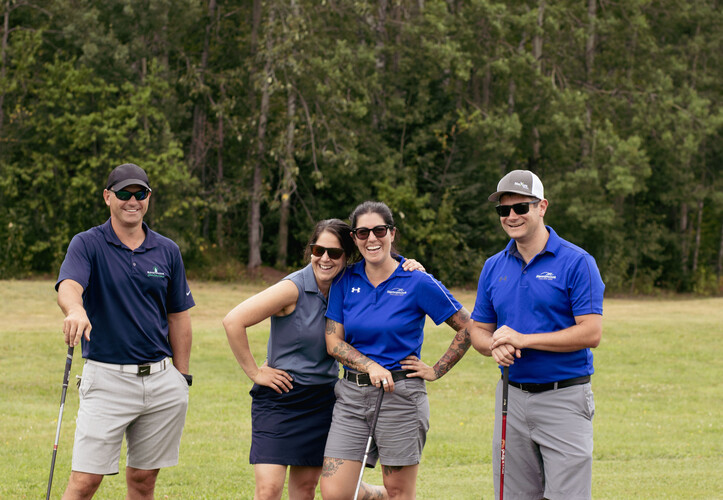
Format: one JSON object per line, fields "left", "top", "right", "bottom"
{"left": 327, "top": 319, "right": 374, "bottom": 372}
{"left": 435, "top": 309, "right": 473, "bottom": 378}
{"left": 330, "top": 340, "right": 374, "bottom": 372}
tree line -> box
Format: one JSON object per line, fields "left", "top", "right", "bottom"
{"left": 1, "top": 0, "right": 721, "bottom": 294}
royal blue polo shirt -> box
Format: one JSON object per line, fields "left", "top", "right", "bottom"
{"left": 471, "top": 226, "right": 604, "bottom": 384}
{"left": 56, "top": 219, "right": 195, "bottom": 364}
{"left": 326, "top": 260, "right": 462, "bottom": 371}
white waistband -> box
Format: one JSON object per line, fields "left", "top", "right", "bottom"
{"left": 85, "top": 357, "right": 171, "bottom": 376}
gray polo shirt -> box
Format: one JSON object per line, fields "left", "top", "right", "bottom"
{"left": 267, "top": 264, "right": 339, "bottom": 385}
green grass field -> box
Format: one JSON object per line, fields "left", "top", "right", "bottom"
{"left": 1, "top": 280, "right": 721, "bottom": 499}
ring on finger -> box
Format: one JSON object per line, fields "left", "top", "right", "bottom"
{"left": 382, "top": 379, "right": 388, "bottom": 385}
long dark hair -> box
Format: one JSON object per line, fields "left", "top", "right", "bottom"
{"left": 303, "top": 218, "right": 356, "bottom": 266}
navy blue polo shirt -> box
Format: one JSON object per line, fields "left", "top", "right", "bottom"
{"left": 326, "top": 260, "right": 462, "bottom": 371}
{"left": 56, "top": 219, "right": 195, "bottom": 364}
{"left": 472, "top": 226, "right": 604, "bottom": 383}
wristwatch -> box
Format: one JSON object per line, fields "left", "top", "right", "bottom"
{"left": 182, "top": 373, "right": 193, "bottom": 386}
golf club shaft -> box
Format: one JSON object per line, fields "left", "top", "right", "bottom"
{"left": 46, "top": 345, "right": 74, "bottom": 500}
{"left": 500, "top": 365, "right": 509, "bottom": 500}
{"left": 354, "top": 385, "right": 385, "bottom": 500}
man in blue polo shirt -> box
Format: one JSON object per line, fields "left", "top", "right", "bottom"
{"left": 56, "top": 163, "right": 194, "bottom": 499}
{"left": 470, "top": 170, "right": 604, "bottom": 500}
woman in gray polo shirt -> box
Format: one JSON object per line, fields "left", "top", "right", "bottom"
{"left": 224, "top": 219, "right": 423, "bottom": 500}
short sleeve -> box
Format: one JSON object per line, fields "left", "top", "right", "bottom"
{"left": 166, "top": 244, "right": 195, "bottom": 313}
{"left": 415, "top": 273, "right": 461, "bottom": 325}
{"left": 326, "top": 273, "right": 346, "bottom": 323}
{"left": 55, "top": 234, "right": 92, "bottom": 291}
{"left": 471, "top": 263, "right": 497, "bottom": 324}
{"left": 568, "top": 254, "right": 605, "bottom": 316}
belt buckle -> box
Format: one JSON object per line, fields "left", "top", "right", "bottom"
{"left": 138, "top": 364, "right": 151, "bottom": 376}
{"left": 351, "top": 373, "right": 369, "bottom": 387}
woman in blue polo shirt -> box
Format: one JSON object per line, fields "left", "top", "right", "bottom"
{"left": 320, "top": 201, "right": 473, "bottom": 500}
{"left": 223, "top": 218, "right": 423, "bottom": 500}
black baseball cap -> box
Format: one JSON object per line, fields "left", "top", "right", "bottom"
{"left": 106, "top": 163, "right": 152, "bottom": 191}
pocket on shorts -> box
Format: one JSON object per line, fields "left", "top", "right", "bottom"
{"left": 582, "top": 384, "right": 595, "bottom": 420}
{"left": 171, "top": 365, "right": 190, "bottom": 392}
{"left": 78, "top": 363, "right": 96, "bottom": 398}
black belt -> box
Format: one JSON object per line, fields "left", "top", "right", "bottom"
{"left": 507, "top": 375, "right": 590, "bottom": 393}
{"left": 343, "top": 369, "right": 412, "bottom": 387}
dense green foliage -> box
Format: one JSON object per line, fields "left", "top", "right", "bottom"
{"left": 1, "top": 0, "right": 721, "bottom": 293}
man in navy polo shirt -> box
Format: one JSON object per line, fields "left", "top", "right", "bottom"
{"left": 56, "top": 163, "right": 194, "bottom": 499}
{"left": 470, "top": 170, "right": 604, "bottom": 500}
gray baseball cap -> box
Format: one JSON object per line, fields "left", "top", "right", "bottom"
{"left": 106, "top": 163, "right": 152, "bottom": 191}
{"left": 488, "top": 170, "right": 544, "bottom": 202}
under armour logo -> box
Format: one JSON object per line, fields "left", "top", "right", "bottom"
{"left": 351, "top": 287, "right": 361, "bottom": 293}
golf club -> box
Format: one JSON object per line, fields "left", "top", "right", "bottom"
{"left": 46, "top": 345, "right": 74, "bottom": 500}
{"left": 354, "top": 385, "right": 385, "bottom": 500}
{"left": 500, "top": 365, "right": 509, "bottom": 500}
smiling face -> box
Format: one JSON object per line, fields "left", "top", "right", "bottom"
{"left": 352, "top": 212, "right": 395, "bottom": 265}
{"left": 310, "top": 230, "right": 347, "bottom": 288}
{"left": 104, "top": 184, "right": 150, "bottom": 229}
{"left": 497, "top": 193, "right": 548, "bottom": 244}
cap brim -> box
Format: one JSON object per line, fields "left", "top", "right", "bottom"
{"left": 488, "top": 190, "right": 540, "bottom": 202}
{"left": 110, "top": 179, "right": 151, "bottom": 191}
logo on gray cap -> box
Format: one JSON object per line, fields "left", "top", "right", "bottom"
{"left": 488, "top": 170, "right": 544, "bottom": 202}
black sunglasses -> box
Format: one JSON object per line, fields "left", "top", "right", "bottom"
{"left": 309, "top": 244, "right": 345, "bottom": 260}
{"left": 112, "top": 189, "right": 150, "bottom": 201}
{"left": 352, "top": 224, "right": 393, "bottom": 240}
{"left": 495, "top": 201, "right": 538, "bottom": 217}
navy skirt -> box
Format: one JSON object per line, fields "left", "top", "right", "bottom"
{"left": 249, "top": 380, "right": 337, "bottom": 466}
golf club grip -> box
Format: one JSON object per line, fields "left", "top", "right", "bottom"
{"left": 62, "top": 346, "right": 74, "bottom": 391}
{"left": 369, "top": 386, "right": 385, "bottom": 436}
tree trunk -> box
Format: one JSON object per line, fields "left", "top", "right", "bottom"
{"left": 277, "top": 87, "right": 296, "bottom": 268}
{"left": 248, "top": 6, "right": 274, "bottom": 272}
{"left": 691, "top": 199, "right": 703, "bottom": 273}
{"left": 0, "top": 3, "right": 10, "bottom": 136}
{"left": 581, "top": 0, "right": 596, "bottom": 161}
{"left": 531, "top": 0, "right": 544, "bottom": 169}
{"left": 717, "top": 220, "right": 723, "bottom": 290}
{"left": 216, "top": 84, "right": 225, "bottom": 249}
{"left": 680, "top": 202, "right": 689, "bottom": 275}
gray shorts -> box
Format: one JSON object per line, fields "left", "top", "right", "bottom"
{"left": 324, "top": 377, "right": 430, "bottom": 467}
{"left": 72, "top": 359, "right": 189, "bottom": 474}
{"left": 493, "top": 379, "right": 595, "bottom": 500}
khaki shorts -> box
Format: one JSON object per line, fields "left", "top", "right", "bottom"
{"left": 72, "top": 360, "right": 189, "bottom": 474}
{"left": 324, "top": 377, "right": 430, "bottom": 467}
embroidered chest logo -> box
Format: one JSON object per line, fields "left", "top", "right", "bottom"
{"left": 147, "top": 266, "right": 165, "bottom": 278}
{"left": 351, "top": 287, "right": 361, "bottom": 293}
{"left": 535, "top": 272, "right": 557, "bottom": 281}
{"left": 387, "top": 288, "right": 407, "bottom": 296}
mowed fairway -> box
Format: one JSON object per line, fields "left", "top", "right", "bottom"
{"left": 1, "top": 280, "right": 721, "bottom": 499}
